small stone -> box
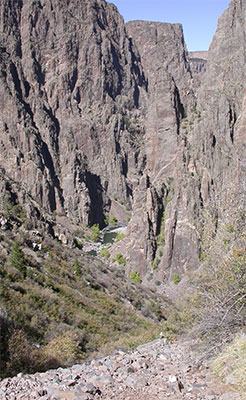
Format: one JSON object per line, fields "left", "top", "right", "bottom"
{"left": 168, "top": 375, "right": 177, "bottom": 383}
{"left": 225, "top": 375, "right": 239, "bottom": 386}
{"left": 221, "top": 392, "right": 241, "bottom": 400}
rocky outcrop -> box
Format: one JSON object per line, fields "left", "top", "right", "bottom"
{"left": 188, "top": 51, "right": 208, "bottom": 77}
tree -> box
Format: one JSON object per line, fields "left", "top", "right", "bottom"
{"left": 90, "top": 224, "right": 100, "bottom": 242}
{"left": 73, "top": 259, "right": 81, "bottom": 277}
{"left": 9, "top": 241, "right": 26, "bottom": 276}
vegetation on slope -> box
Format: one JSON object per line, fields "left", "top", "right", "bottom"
{"left": 163, "top": 188, "right": 246, "bottom": 393}
{"left": 0, "top": 179, "right": 166, "bottom": 378}
{"left": 167, "top": 190, "right": 246, "bottom": 334}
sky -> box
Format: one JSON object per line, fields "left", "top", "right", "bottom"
{"left": 111, "top": 0, "right": 230, "bottom": 51}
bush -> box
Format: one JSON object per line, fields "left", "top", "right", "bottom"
{"left": 100, "top": 247, "right": 110, "bottom": 259}
{"left": 152, "top": 256, "right": 159, "bottom": 269}
{"left": 73, "top": 259, "right": 81, "bottom": 277}
{"left": 112, "top": 253, "right": 126, "bottom": 266}
{"left": 170, "top": 250, "right": 246, "bottom": 354}
{"left": 173, "top": 273, "right": 181, "bottom": 285}
{"left": 11, "top": 204, "right": 26, "bottom": 220}
{"left": 90, "top": 224, "right": 100, "bottom": 242}
{"left": 130, "top": 270, "right": 142, "bottom": 283}
{"left": 163, "top": 188, "right": 246, "bottom": 353}
{"left": 5, "top": 330, "right": 59, "bottom": 377}
{"left": 109, "top": 216, "right": 117, "bottom": 225}
{"left": 115, "top": 233, "right": 126, "bottom": 243}
{"left": 212, "top": 333, "right": 246, "bottom": 395}
{"left": 9, "top": 241, "right": 26, "bottom": 277}
{"left": 44, "top": 331, "right": 85, "bottom": 365}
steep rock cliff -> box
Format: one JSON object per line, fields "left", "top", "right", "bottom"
{"left": 118, "top": 0, "right": 246, "bottom": 282}
{"left": 0, "top": 0, "right": 147, "bottom": 228}
{"left": 119, "top": 21, "right": 197, "bottom": 279}
{"left": 184, "top": 0, "right": 246, "bottom": 231}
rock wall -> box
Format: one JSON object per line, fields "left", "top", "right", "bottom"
{"left": 0, "top": 0, "right": 147, "bottom": 227}
{"left": 121, "top": 21, "right": 197, "bottom": 278}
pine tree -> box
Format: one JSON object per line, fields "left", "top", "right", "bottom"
{"left": 9, "top": 241, "right": 26, "bottom": 276}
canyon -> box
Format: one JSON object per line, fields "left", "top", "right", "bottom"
{"left": 0, "top": 0, "right": 246, "bottom": 394}
{"left": 1, "top": 0, "right": 245, "bottom": 281}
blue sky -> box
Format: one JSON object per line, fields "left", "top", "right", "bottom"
{"left": 111, "top": 0, "right": 230, "bottom": 51}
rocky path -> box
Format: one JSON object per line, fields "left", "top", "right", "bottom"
{"left": 0, "top": 339, "right": 240, "bottom": 400}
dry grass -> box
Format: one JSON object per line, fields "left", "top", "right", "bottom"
{"left": 212, "top": 332, "right": 246, "bottom": 397}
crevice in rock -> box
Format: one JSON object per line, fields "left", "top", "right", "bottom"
{"left": 31, "top": 51, "right": 45, "bottom": 86}
{"left": 23, "top": 80, "right": 30, "bottom": 97}
{"left": 173, "top": 82, "right": 185, "bottom": 134}
{"left": 211, "top": 134, "right": 216, "bottom": 147}
{"left": 128, "top": 37, "right": 147, "bottom": 94}
{"left": 229, "top": 104, "right": 237, "bottom": 144}
{"left": 9, "top": 62, "right": 23, "bottom": 100}
{"left": 41, "top": 141, "right": 64, "bottom": 211}
{"left": 86, "top": 171, "right": 105, "bottom": 228}
{"left": 121, "top": 154, "right": 128, "bottom": 177}
{"left": 42, "top": 105, "right": 60, "bottom": 153}
{"left": 69, "top": 67, "right": 78, "bottom": 92}
{"left": 9, "top": 61, "right": 63, "bottom": 212}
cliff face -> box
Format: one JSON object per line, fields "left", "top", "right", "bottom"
{"left": 1, "top": 0, "right": 246, "bottom": 284}
{"left": 184, "top": 0, "right": 246, "bottom": 227}
{"left": 113, "top": 0, "right": 246, "bottom": 281}
{"left": 0, "top": 0, "right": 147, "bottom": 228}
{"left": 188, "top": 51, "right": 208, "bottom": 84}
{"left": 121, "top": 21, "right": 197, "bottom": 278}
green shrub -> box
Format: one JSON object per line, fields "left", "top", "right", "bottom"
{"left": 226, "top": 224, "right": 234, "bottom": 233}
{"left": 130, "top": 270, "right": 142, "bottom": 284}
{"left": 109, "top": 216, "right": 117, "bottom": 225}
{"left": 112, "top": 253, "right": 126, "bottom": 266}
{"left": 44, "top": 331, "right": 85, "bottom": 365}
{"left": 115, "top": 233, "right": 126, "bottom": 243}
{"left": 12, "top": 204, "right": 26, "bottom": 220}
{"left": 104, "top": 214, "right": 109, "bottom": 226}
{"left": 73, "top": 259, "right": 81, "bottom": 277}
{"left": 173, "top": 273, "right": 181, "bottom": 285}
{"left": 90, "top": 224, "right": 100, "bottom": 242}
{"left": 152, "top": 256, "right": 159, "bottom": 269}
{"left": 9, "top": 241, "right": 26, "bottom": 277}
{"left": 100, "top": 247, "right": 110, "bottom": 259}
{"left": 157, "top": 211, "right": 165, "bottom": 246}
{"left": 158, "top": 249, "right": 163, "bottom": 257}
{"left": 199, "top": 252, "right": 206, "bottom": 262}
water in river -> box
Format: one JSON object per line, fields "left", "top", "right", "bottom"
{"left": 102, "top": 226, "right": 127, "bottom": 245}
